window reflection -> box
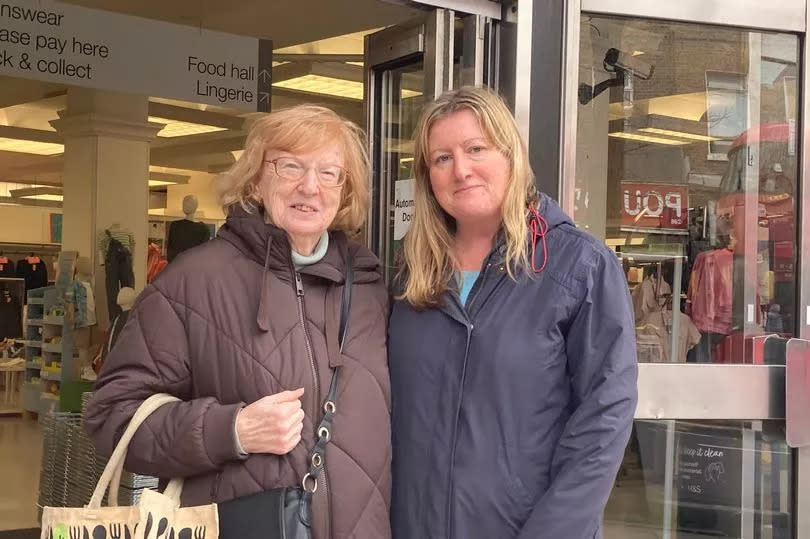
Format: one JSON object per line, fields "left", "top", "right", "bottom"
{"left": 576, "top": 18, "right": 799, "bottom": 364}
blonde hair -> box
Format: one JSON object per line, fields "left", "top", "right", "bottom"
{"left": 218, "top": 104, "right": 370, "bottom": 232}
{"left": 401, "top": 86, "right": 537, "bottom": 308}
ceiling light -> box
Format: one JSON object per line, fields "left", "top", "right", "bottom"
{"left": 273, "top": 61, "right": 424, "bottom": 101}
{"left": 10, "top": 186, "right": 63, "bottom": 201}
{"left": 275, "top": 74, "right": 366, "bottom": 100}
{"left": 148, "top": 171, "right": 190, "bottom": 188}
{"left": 639, "top": 127, "right": 719, "bottom": 142}
{"left": 148, "top": 116, "right": 228, "bottom": 138}
{"left": 0, "top": 137, "right": 63, "bottom": 155}
{"left": 608, "top": 132, "right": 691, "bottom": 146}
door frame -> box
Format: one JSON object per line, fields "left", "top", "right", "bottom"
{"left": 363, "top": 6, "right": 496, "bottom": 278}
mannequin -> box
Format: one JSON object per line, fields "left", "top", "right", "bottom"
{"left": 167, "top": 195, "right": 211, "bottom": 262}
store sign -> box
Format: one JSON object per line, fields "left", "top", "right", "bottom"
{"left": 0, "top": 1, "right": 272, "bottom": 111}
{"left": 621, "top": 182, "right": 689, "bottom": 231}
{"left": 393, "top": 179, "right": 414, "bottom": 241}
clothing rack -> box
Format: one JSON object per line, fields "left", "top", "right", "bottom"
{"left": 618, "top": 252, "right": 687, "bottom": 361}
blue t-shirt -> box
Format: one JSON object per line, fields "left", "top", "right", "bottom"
{"left": 459, "top": 270, "right": 480, "bottom": 306}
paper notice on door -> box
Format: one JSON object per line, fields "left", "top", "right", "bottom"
{"left": 393, "top": 179, "right": 415, "bottom": 241}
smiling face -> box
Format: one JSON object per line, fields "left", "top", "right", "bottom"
{"left": 258, "top": 141, "right": 344, "bottom": 254}
{"left": 427, "top": 109, "right": 511, "bottom": 230}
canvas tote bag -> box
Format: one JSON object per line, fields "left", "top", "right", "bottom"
{"left": 41, "top": 393, "right": 219, "bottom": 539}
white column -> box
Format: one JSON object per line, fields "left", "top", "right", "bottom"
{"left": 51, "top": 88, "right": 162, "bottom": 328}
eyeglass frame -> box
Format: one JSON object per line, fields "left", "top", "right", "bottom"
{"left": 263, "top": 157, "right": 349, "bottom": 188}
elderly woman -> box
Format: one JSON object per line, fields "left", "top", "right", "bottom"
{"left": 85, "top": 105, "right": 391, "bottom": 539}
{"left": 388, "top": 87, "right": 637, "bottom": 539}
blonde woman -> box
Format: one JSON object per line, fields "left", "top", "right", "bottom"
{"left": 388, "top": 87, "right": 637, "bottom": 539}
{"left": 86, "top": 105, "right": 391, "bottom": 539}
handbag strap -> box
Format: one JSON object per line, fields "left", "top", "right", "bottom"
{"left": 301, "top": 251, "right": 352, "bottom": 493}
{"left": 88, "top": 393, "right": 184, "bottom": 509}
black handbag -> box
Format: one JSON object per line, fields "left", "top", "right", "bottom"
{"left": 218, "top": 253, "right": 353, "bottom": 539}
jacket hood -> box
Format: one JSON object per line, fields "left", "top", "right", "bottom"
{"left": 536, "top": 193, "right": 574, "bottom": 230}
{"left": 525, "top": 193, "right": 574, "bottom": 273}
{"left": 217, "top": 205, "right": 382, "bottom": 332}
{"left": 217, "top": 205, "right": 381, "bottom": 283}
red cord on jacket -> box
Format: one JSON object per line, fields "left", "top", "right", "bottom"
{"left": 529, "top": 207, "right": 549, "bottom": 273}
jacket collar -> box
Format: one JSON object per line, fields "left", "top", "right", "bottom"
{"left": 217, "top": 205, "right": 382, "bottom": 333}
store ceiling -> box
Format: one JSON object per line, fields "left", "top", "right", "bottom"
{"left": 0, "top": 0, "right": 423, "bottom": 194}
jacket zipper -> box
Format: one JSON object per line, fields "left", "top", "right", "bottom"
{"left": 294, "top": 271, "right": 331, "bottom": 538}
{"left": 447, "top": 319, "right": 475, "bottom": 539}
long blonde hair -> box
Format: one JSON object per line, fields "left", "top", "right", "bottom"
{"left": 400, "top": 87, "right": 537, "bottom": 308}
{"left": 217, "top": 105, "right": 370, "bottom": 232}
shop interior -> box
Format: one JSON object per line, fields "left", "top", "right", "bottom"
{"left": 0, "top": 0, "right": 426, "bottom": 532}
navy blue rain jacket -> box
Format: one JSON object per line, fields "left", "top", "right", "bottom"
{"left": 388, "top": 194, "right": 638, "bottom": 539}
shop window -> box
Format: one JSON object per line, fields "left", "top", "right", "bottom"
{"left": 576, "top": 17, "right": 799, "bottom": 364}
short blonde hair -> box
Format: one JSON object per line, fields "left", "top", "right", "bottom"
{"left": 401, "top": 86, "right": 537, "bottom": 308}
{"left": 218, "top": 104, "right": 370, "bottom": 232}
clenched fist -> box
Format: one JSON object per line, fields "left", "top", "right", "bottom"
{"left": 235, "top": 388, "right": 306, "bottom": 455}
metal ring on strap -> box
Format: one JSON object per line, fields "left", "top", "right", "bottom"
{"left": 302, "top": 473, "right": 318, "bottom": 493}
{"left": 318, "top": 426, "right": 331, "bottom": 442}
{"left": 324, "top": 401, "right": 336, "bottom": 414}
{"left": 312, "top": 453, "right": 323, "bottom": 468}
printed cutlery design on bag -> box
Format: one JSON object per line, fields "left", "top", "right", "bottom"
{"left": 46, "top": 521, "right": 206, "bottom": 539}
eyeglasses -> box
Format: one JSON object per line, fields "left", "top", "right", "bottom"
{"left": 264, "top": 157, "right": 348, "bottom": 188}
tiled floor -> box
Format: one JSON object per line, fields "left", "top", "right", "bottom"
{"left": 0, "top": 417, "right": 42, "bottom": 531}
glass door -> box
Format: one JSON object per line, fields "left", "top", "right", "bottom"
{"left": 566, "top": 7, "right": 807, "bottom": 539}
{"left": 364, "top": 9, "right": 496, "bottom": 282}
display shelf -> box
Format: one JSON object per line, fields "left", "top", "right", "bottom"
{"left": 42, "top": 343, "right": 61, "bottom": 353}
{"left": 40, "top": 369, "right": 61, "bottom": 382}
{"left": 26, "top": 359, "right": 42, "bottom": 370}
{"left": 27, "top": 319, "right": 44, "bottom": 326}
{"left": 42, "top": 316, "right": 65, "bottom": 325}
{"left": 25, "top": 340, "right": 42, "bottom": 348}
{"left": 28, "top": 298, "right": 44, "bottom": 305}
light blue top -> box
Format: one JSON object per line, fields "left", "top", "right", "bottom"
{"left": 459, "top": 270, "right": 480, "bottom": 306}
{"left": 292, "top": 231, "right": 329, "bottom": 268}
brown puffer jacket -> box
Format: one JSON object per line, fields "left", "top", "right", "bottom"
{"left": 85, "top": 207, "right": 392, "bottom": 539}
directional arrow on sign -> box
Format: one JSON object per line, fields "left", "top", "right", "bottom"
{"left": 259, "top": 92, "right": 270, "bottom": 104}
{"left": 259, "top": 69, "right": 271, "bottom": 84}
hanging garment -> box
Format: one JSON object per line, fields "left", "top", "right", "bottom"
{"left": 102, "top": 309, "right": 130, "bottom": 361}
{"left": 68, "top": 280, "right": 97, "bottom": 328}
{"left": 15, "top": 256, "right": 49, "bottom": 296}
{"left": 105, "top": 234, "right": 135, "bottom": 321}
{"left": 637, "top": 309, "right": 701, "bottom": 363}
{"left": 0, "top": 257, "right": 15, "bottom": 278}
{"left": 0, "top": 287, "right": 22, "bottom": 339}
{"left": 147, "top": 243, "right": 168, "bottom": 283}
{"left": 97, "top": 228, "right": 135, "bottom": 258}
{"left": 687, "top": 249, "right": 734, "bottom": 334}
{"left": 167, "top": 219, "right": 211, "bottom": 262}
{"left": 631, "top": 275, "right": 671, "bottom": 323}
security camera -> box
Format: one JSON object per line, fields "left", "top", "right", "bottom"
{"left": 579, "top": 48, "right": 655, "bottom": 105}
{"left": 603, "top": 48, "right": 654, "bottom": 80}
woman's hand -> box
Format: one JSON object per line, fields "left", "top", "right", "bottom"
{"left": 235, "top": 388, "right": 306, "bottom": 455}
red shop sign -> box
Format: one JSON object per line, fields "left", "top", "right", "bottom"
{"left": 621, "top": 183, "right": 689, "bottom": 231}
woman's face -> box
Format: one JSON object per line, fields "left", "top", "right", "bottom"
{"left": 258, "top": 142, "right": 345, "bottom": 252}
{"left": 427, "top": 109, "right": 511, "bottom": 229}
